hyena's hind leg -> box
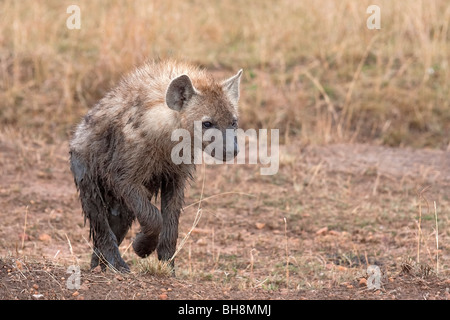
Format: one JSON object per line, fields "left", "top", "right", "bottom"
{"left": 70, "top": 152, "right": 130, "bottom": 272}
{"left": 90, "top": 200, "right": 133, "bottom": 272}
{"left": 89, "top": 227, "right": 129, "bottom": 272}
{"left": 108, "top": 200, "right": 133, "bottom": 246}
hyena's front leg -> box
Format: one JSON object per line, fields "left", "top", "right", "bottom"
{"left": 157, "top": 178, "right": 185, "bottom": 270}
{"left": 121, "top": 185, "right": 163, "bottom": 258}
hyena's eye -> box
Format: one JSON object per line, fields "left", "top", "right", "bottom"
{"left": 202, "top": 121, "right": 213, "bottom": 129}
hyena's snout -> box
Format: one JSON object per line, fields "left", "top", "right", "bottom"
{"left": 223, "top": 129, "right": 239, "bottom": 160}
{"left": 205, "top": 129, "right": 239, "bottom": 161}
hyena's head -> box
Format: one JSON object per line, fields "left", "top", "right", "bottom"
{"left": 166, "top": 69, "right": 243, "bottom": 161}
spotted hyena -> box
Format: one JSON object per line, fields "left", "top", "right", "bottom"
{"left": 69, "top": 60, "right": 242, "bottom": 272}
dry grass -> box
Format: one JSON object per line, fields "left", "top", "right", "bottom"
{"left": 0, "top": 0, "right": 449, "bottom": 147}
{"left": 136, "top": 256, "right": 173, "bottom": 277}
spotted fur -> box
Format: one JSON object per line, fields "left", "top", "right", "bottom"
{"left": 69, "top": 60, "right": 242, "bottom": 272}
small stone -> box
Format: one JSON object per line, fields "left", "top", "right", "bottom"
{"left": 316, "top": 227, "right": 328, "bottom": 235}
{"left": 159, "top": 293, "right": 168, "bottom": 300}
{"left": 38, "top": 233, "right": 52, "bottom": 242}
{"left": 359, "top": 278, "right": 367, "bottom": 287}
{"left": 92, "top": 265, "right": 102, "bottom": 273}
{"left": 115, "top": 275, "right": 124, "bottom": 281}
{"left": 255, "top": 223, "right": 265, "bottom": 230}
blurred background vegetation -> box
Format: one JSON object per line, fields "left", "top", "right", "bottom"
{"left": 0, "top": 0, "right": 449, "bottom": 148}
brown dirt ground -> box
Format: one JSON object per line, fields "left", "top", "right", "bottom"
{"left": 1, "top": 131, "right": 449, "bottom": 300}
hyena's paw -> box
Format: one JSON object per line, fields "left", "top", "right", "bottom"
{"left": 108, "top": 256, "right": 130, "bottom": 273}
{"left": 91, "top": 248, "right": 130, "bottom": 273}
{"left": 133, "top": 232, "right": 159, "bottom": 258}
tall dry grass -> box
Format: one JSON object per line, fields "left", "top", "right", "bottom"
{"left": 0, "top": 0, "right": 449, "bottom": 147}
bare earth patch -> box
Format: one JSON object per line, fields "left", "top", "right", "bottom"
{"left": 1, "top": 132, "right": 449, "bottom": 300}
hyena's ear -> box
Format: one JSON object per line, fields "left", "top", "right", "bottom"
{"left": 221, "top": 69, "right": 243, "bottom": 106}
{"left": 166, "top": 74, "right": 197, "bottom": 111}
